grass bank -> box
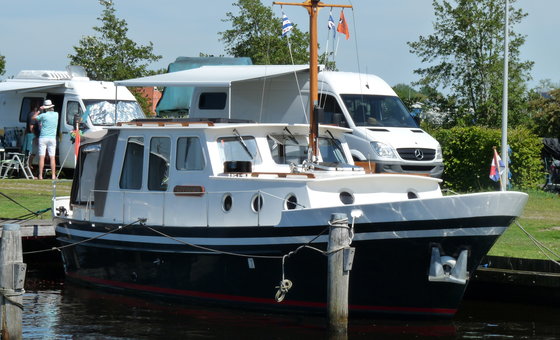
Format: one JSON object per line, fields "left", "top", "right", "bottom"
{"left": 0, "top": 179, "right": 558, "bottom": 260}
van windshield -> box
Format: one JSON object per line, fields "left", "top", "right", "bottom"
{"left": 340, "top": 94, "right": 417, "bottom": 128}
{"left": 83, "top": 100, "right": 145, "bottom": 126}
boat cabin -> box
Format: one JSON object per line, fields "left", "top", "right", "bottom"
{"left": 70, "top": 120, "right": 424, "bottom": 227}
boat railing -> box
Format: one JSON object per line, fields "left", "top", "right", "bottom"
{"left": 75, "top": 187, "right": 298, "bottom": 227}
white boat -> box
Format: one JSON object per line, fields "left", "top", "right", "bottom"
{"left": 52, "top": 1, "right": 527, "bottom": 318}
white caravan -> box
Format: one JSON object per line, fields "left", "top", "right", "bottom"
{"left": 117, "top": 65, "right": 443, "bottom": 177}
{"left": 0, "top": 66, "right": 144, "bottom": 169}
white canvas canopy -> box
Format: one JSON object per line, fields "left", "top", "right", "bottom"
{"left": 115, "top": 65, "right": 311, "bottom": 87}
{"left": 0, "top": 81, "right": 65, "bottom": 93}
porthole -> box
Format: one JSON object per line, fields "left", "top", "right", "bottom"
{"left": 285, "top": 194, "right": 298, "bottom": 210}
{"left": 407, "top": 191, "right": 418, "bottom": 199}
{"left": 222, "top": 193, "right": 233, "bottom": 212}
{"left": 339, "top": 191, "right": 354, "bottom": 205}
{"left": 251, "top": 194, "right": 263, "bottom": 213}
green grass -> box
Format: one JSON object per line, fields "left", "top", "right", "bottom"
{"left": 488, "top": 189, "right": 560, "bottom": 259}
{"left": 0, "top": 179, "right": 558, "bottom": 260}
{"left": 0, "top": 179, "right": 72, "bottom": 220}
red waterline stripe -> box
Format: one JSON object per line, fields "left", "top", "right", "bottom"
{"left": 67, "top": 272, "right": 456, "bottom": 315}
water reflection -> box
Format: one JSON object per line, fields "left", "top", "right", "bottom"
{"left": 23, "top": 277, "right": 560, "bottom": 340}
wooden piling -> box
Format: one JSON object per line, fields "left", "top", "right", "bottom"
{"left": 327, "top": 213, "right": 353, "bottom": 336}
{"left": 0, "top": 224, "right": 26, "bottom": 340}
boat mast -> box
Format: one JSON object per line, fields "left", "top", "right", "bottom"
{"left": 273, "top": 0, "right": 352, "bottom": 160}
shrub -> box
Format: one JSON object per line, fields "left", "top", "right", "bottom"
{"left": 433, "top": 127, "right": 544, "bottom": 191}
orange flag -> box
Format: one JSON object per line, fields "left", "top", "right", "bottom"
{"left": 74, "top": 129, "right": 80, "bottom": 158}
{"left": 337, "top": 10, "right": 350, "bottom": 40}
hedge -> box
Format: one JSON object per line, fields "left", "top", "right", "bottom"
{"left": 432, "top": 127, "right": 544, "bottom": 192}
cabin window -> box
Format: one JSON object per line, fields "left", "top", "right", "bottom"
{"left": 19, "top": 97, "right": 43, "bottom": 123}
{"left": 66, "top": 101, "right": 83, "bottom": 125}
{"left": 267, "top": 134, "right": 307, "bottom": 164}
{"left": 120, "top": 137, "right": 144, "bottom": 190}
{"left": 217, "top": 136, "right": 261, "bottom": 163}
{"left": 71, "top": 144, "right": 101, "bottom": 205}
{"left": 148, "top": 137, "right": 171, "bottom": 191}
{"left": 176, "top": 137, "right": 205, "bottom": 171}
{"left": 318, "top": 95, "right": 347, "bottom": 127}
{"left": 318, "top": 137, "right": 347, "bottom": 163}
{"left": 199, "top": 92, "right": 227, "bottom": 110}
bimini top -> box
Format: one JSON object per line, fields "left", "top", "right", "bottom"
{"left": 115, "top": 65, "right": 312, "bottom": 88}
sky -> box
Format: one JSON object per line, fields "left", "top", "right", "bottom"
{"left": 1, "top": 0, "right": 558, "bottom": 90}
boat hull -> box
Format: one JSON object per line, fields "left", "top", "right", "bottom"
{"left": 55, "top": 214, "right": 514, "bottom": 318}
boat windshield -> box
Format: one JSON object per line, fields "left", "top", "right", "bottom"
{"left": 218, "top": 136, "right": 261, "bottom": 164}
{"left": 267, "top": 132, "right": 348, "bottom": 165}
{"left": 83, "top": 100, "right": 145, "bottom": 126}
{"left": 340, "top": 94, "right": 417, "bottom": 128}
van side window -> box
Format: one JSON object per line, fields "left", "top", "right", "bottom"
{"left": 148, "top": 137, "right": 171, "bottom": 191}
{"left": 319, "top": 95, "right": 347, "bottom": 127}
{"left": 199, "top": 92, "right": 227, "bottom": 110}
{"left": 120, "top": 137, "right": 144, "bottom": 190}
{"left": 176, "top": 137, "right": 205, "bottom": 171}
{"left": 19, "top": 97, "right": 43, "bottom": 122}
{"left": 66, "top": 101, "right": 83, "bottom": 125}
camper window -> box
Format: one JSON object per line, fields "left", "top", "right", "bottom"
{"left": 66, "top": 101, "right": 84, "bottom": 126}
{"left": 119, "top": 137, "right": 144, "bottom": 190}
{"left": 341, "top": 94, "right": 416, "bottom": 128}
{"left": 199, "top": 93, "right": 227, "bottom": 110}
{"left": 176, "top": 137, "right": 205, "bottom": 171}
{"left": 19, "top": 97, "right": 43, "bottom": 123}
{"left": 148, "top": 137, "right": 170, "bottom": 191}
{"left": 83, "top": 100, "right": 144, "bottom": 125}
{"left": 319, "top": 95, "right": 346, "bottom": 127}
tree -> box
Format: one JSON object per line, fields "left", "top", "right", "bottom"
{"left": 220, "top": 0, "right": 310, "bottom": 65}
{"left": 528, "top": 89, "right": 560, "bottom": 138}
{"left": 0, "top": 54, "right": 5, "bottom": 76}
{"left": 68, "top": 0, "right": 161, "bottom": 81}
{"left": 408, "top": 0, "right": 533, "bottom": 128}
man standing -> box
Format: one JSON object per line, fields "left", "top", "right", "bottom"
{"left": 36, "top": 99, "right": 58, "bottom": 180}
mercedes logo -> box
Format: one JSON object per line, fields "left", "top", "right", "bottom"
{"left": 414, "top": 149, "right": 424, "bottom": 160}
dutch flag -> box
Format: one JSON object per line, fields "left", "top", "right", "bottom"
{"left": 489, "top": 149, "right": 505, "bottom": 182}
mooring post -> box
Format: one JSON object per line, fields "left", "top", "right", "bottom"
{"left": 0, "top": 224, "right": 26, "bottom": 340}
{"left": 327, "top": 213, "right": 354, "bottom": 336}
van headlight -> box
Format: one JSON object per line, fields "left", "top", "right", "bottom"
{"left": 371, "top": 141, "right": 397, "bottom": 159}
{"left": 436, "top": 145, "right": 443, "bottom": 160}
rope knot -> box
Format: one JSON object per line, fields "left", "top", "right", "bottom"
{"left": 274, "top": 279, "right": 293, "bottom": 302}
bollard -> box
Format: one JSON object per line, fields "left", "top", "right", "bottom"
{"left": 0, "top": 224, "right": 27, "bottom": 340}
{"left": 327, "top": 213, "right": 353, "bottom": 336}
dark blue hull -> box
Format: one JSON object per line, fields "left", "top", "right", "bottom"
{"left": 55, "top": 216, "right": 512, "bottom": 318}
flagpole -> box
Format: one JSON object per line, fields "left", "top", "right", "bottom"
{"left": 500, "top": 0, "right": 509, "bottom": 191}
{"left": 274, "top": 0, "right": 351, "bottom": 160}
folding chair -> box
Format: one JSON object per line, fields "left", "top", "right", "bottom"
{"left": 0, "top": 152, "right": 33, "bottom": 179}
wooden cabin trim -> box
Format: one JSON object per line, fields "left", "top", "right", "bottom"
{"left": 173, "top": 185, "right": 206, "bottom": 197}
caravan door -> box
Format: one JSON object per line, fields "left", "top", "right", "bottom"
{"left": 59, "top": 95, "right": 84, "bottom": 169}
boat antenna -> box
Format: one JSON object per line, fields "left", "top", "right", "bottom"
{"left": 273, "top": 0, "right": 352, "bottom": 161}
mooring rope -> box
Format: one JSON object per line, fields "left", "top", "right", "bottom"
{"left": 515, "top": 220, "right": 560, "bottom": 267}
{"left": 0, "top": 288, "right": 25, "bottom": 310}
{"left": 22, "top": 218, "right": 145, "bottom": 255}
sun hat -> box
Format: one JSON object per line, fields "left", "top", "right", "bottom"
{"left": 42, "top": 99, "right": 55, "bottom": 109}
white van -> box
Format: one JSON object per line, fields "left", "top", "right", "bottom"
{"left": 0, "top": 66, "right": 144, "bottom": 169}
{"left": 117, "top": 65, "right": 443, "bottom": 177}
